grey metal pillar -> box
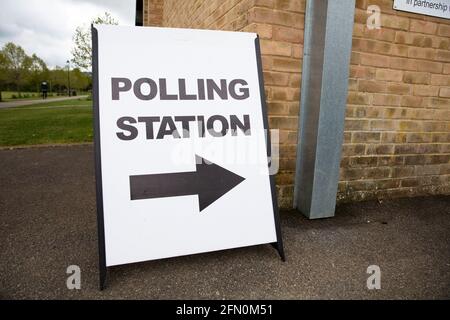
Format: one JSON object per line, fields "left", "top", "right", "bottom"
{"left": 293, "top": 0, "right": 355, "bottom": 219}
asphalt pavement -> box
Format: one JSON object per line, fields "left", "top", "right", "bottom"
{"left": 0, "top": 144, "right": 449, "bottom": 299}
{"left": 0, "top": 96, "right": 88, "bottom": 109}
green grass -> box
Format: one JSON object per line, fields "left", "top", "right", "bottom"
{"left": 0, "top": 98, "right": 93, "bottom": 146}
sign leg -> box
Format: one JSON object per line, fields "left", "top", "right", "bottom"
{"left": 271, "top": 242, "right": 285, "bottom": 262}
{"left": 99, "top": 265, "right": 108, "bottom": 290}
{"left": 255, "top": 35, "right": 286, "bottom": 263}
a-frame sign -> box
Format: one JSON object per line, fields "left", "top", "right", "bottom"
{"left": 92, "top": 25, "right": 284, "bottom": 289}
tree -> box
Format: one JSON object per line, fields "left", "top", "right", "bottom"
{"left": 49, "top": 66, "right": 68, "bottom": 93}
{"left": 71, "top": 12, "right": 118, "bottom": 71}
{"left": 70, "top": 68, "right": 91, "bottom": 91}
{"left": 28, "top": 54, "right": 49, "bottom": 92}
{"left": 1, "top": 42, "right": 32, "bottom": 93}
{"left": 0, "top": 51, "right": 7, "bottom": 101}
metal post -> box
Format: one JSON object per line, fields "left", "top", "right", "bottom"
{"left": 294, "top": 0, "right": 355, "bottom": 219}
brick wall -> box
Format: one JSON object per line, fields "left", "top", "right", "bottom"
{"left": 341, "top": 0, "right": 450, "bottom": 202}
{"left": 143, "top": 0, "right": 450, "bottom": 208}
{"left": 246, "top": 1, "right": 305, "bottom": 208}
{"left": 143, "top": 0, "right": 163, "bottom": 26}
{"left": 162, "top": 0, "right": 254, "bottom": 30}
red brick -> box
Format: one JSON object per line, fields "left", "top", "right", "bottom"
{"left": 410, "top": 20, "right": 438, "bottom": 34}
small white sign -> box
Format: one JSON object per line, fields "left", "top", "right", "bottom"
{"left": 393, "top": 0, "right": 450, "bottom": 19}
{"left": 93, "top": 25, "right": 282, "bottom": 268}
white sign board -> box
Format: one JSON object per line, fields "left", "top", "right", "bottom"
{"left": 92, "top": 25, "right": 283, "bottom": 280}
{"left": 393, "top": 0, "right": 450, "bottom": 19}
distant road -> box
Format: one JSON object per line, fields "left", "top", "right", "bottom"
{"left": 0, "top": 95, "right": 89, "bottom": 109}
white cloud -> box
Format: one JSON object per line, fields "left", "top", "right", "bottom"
{"left": 0, "top": 0, "right": 135, "bottom": 68}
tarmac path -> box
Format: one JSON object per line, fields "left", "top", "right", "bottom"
{"left": 0, "top": 144, "right": 449, "bottom": 299}
{"left": 0, "top": 96, "right": 88, "bottom": 109}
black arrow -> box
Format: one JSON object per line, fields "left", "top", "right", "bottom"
{"left": 130, "top": 155, "right": 245, "bottom": 212}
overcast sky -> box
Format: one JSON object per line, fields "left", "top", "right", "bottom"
{"left": 0, "top": 0, "right": 136, "bottom": 68}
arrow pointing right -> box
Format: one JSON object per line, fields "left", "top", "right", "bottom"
{"left": 130, "top": 155, "right": 245, "bottom": 212}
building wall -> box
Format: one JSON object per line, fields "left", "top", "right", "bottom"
{"left": 143, "top": 0, "right": 163, "bottom": 26}
{"left": 342, "top": 0, "right": 450, "bottom": 202}
{"left": 143, "top": 0, "right": 450, "bottom": 208}
{"left": 163, "top": 0, "right": 253, "bottom": 30}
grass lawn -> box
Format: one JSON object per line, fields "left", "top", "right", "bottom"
{"left": 0, "top": 98, "right": 93, "bottom": 146}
